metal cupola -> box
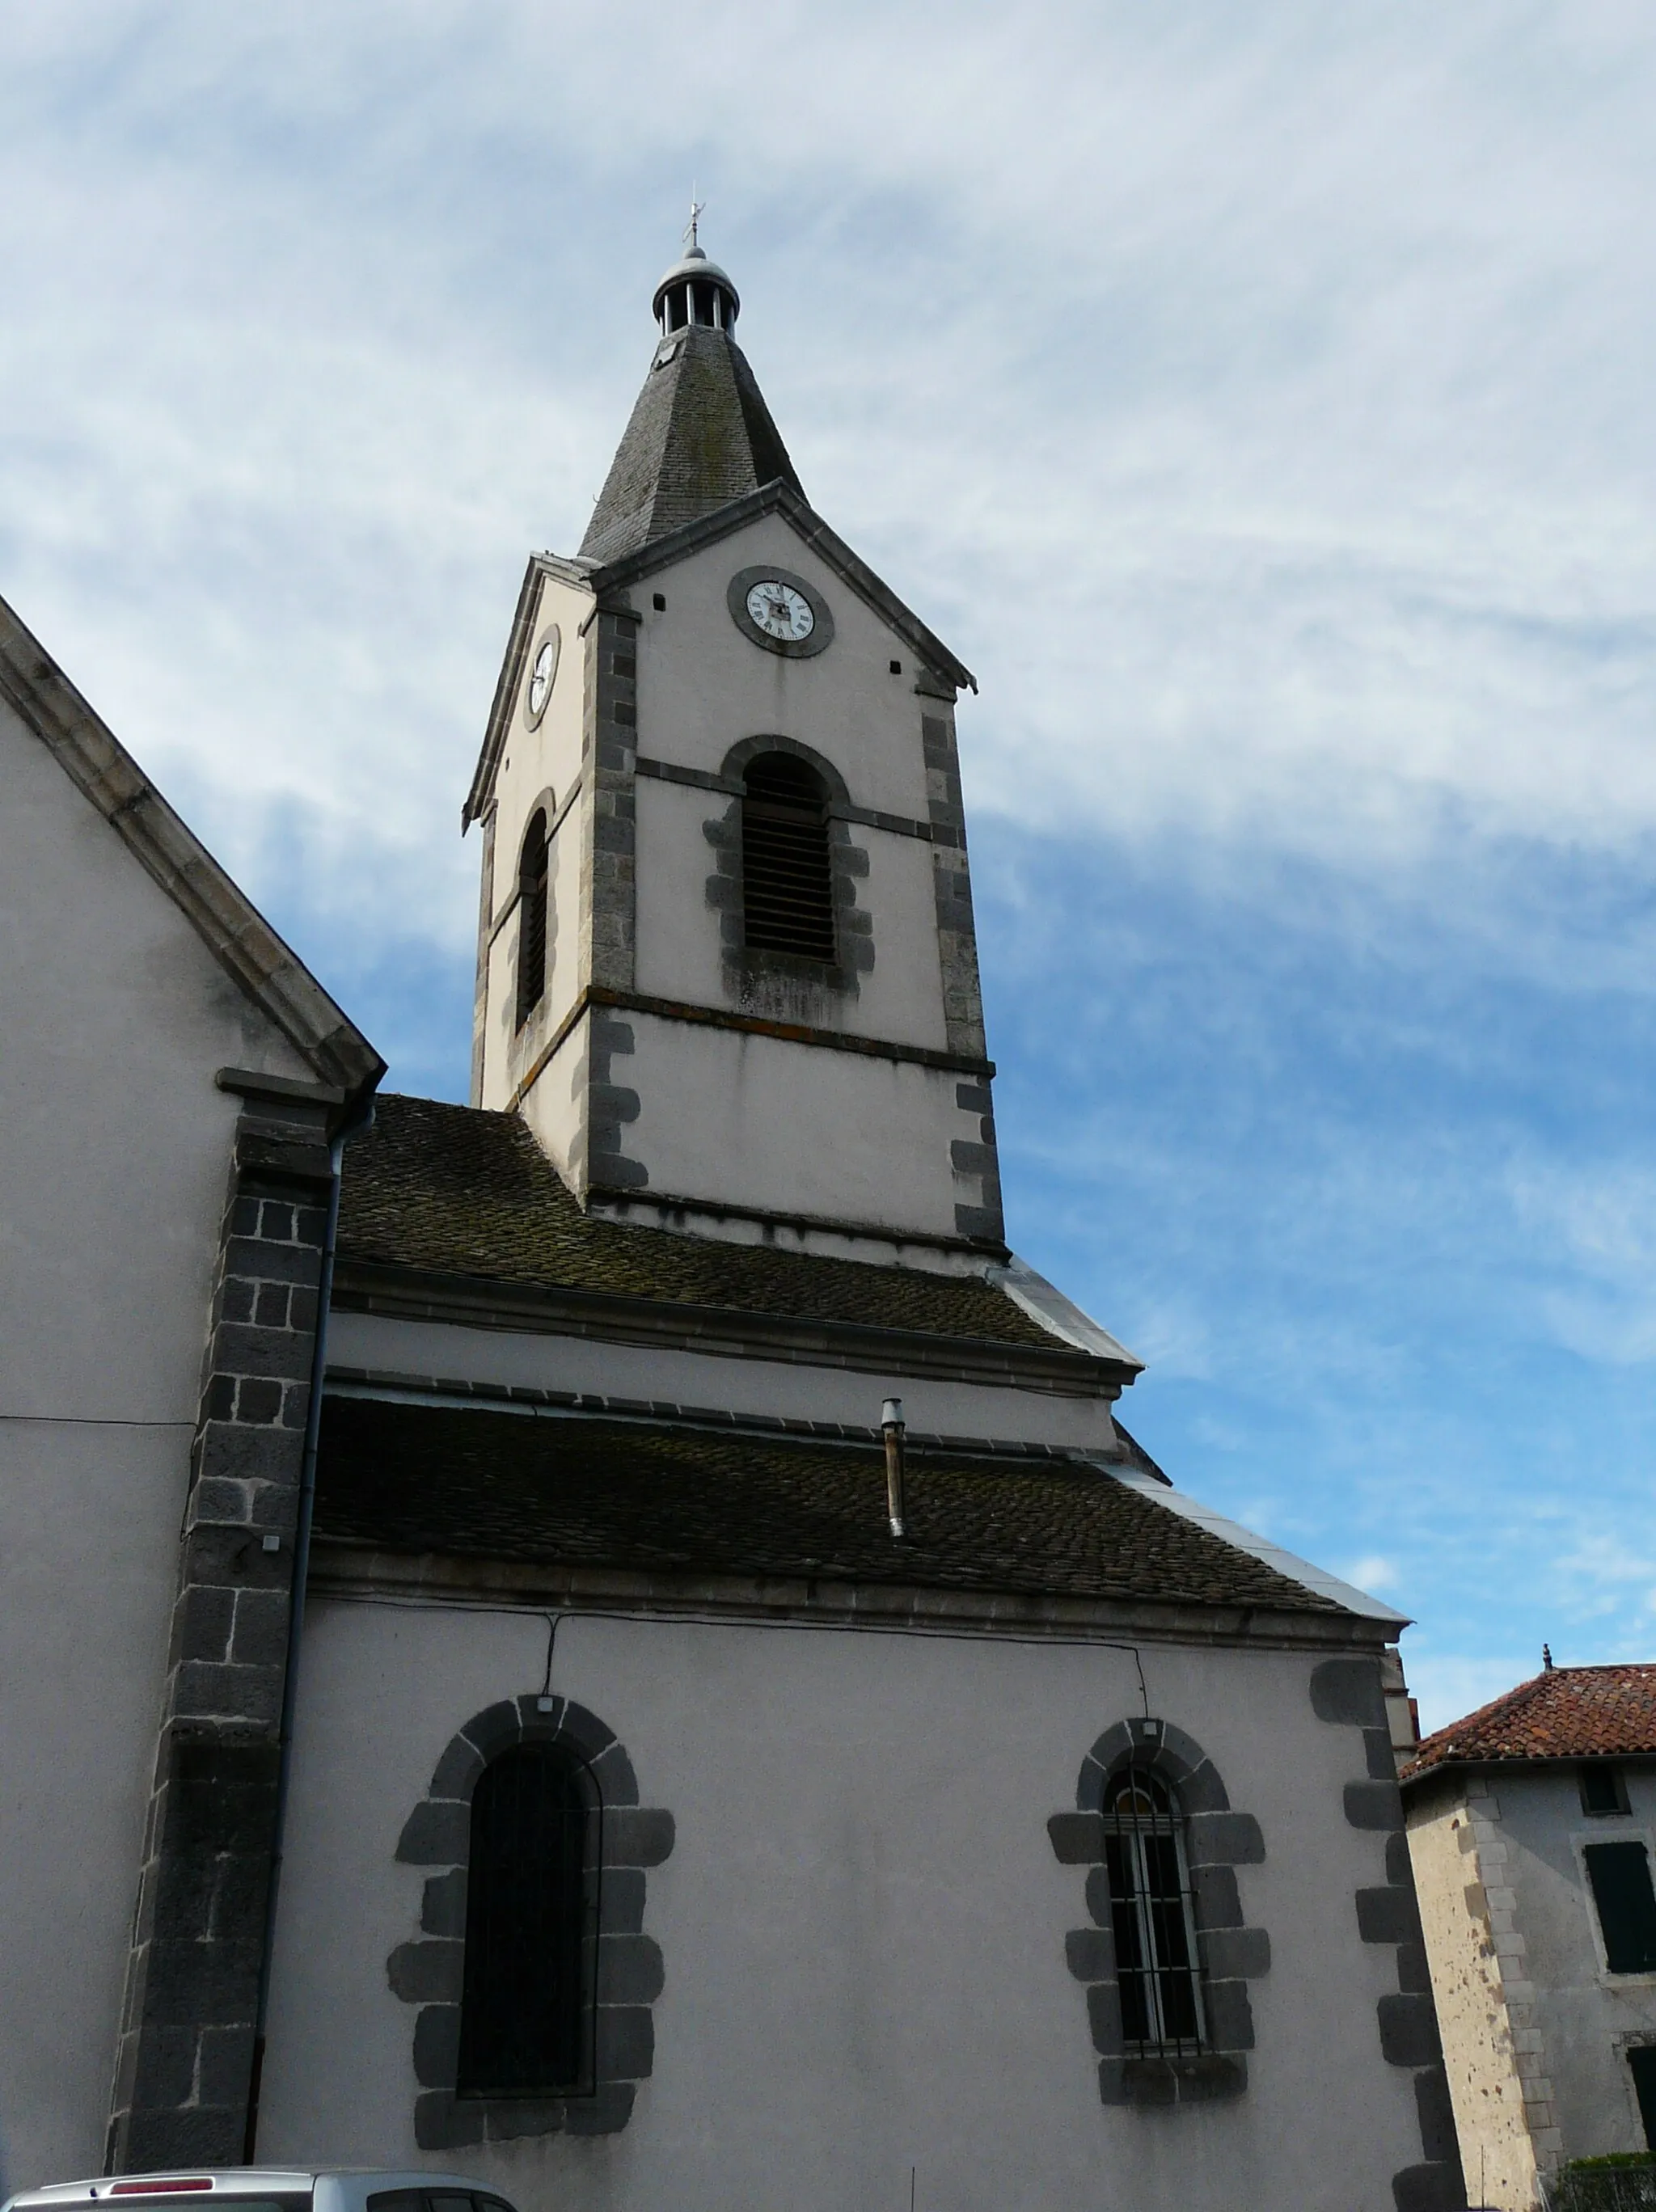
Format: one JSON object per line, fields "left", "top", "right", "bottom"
{"left": 652, "top": 206, "right": 740, "bottom": 334}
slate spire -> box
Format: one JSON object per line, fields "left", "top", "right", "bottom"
{"left": 580, "top": 232, "right": 804, "bottom": 566}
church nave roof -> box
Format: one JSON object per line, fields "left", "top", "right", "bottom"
{"left": 314, "top": 1392, "right": 1344, "bottom": 1620}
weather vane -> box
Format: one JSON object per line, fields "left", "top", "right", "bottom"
{"left": 685, "top": 190, "right": 705, "bottom": 251}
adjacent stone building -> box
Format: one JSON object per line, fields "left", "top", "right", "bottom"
{"left": 1404, "top": 1662, "right": 1656, "bottom": 2207}
{"left": 1, "top": 232, "right": 1468, "bottom": 2211}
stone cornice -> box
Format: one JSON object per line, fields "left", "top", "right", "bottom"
{"left": 309, "top": 1542, "right": 1396, "bottom": 1654}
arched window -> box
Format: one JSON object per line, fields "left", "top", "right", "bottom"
{"left": 514, "top": 809, "right": 549, "bottom": 1030}
{"left": 1101, "top": 1769, "right": 1205, "bottom": 2056}
{"left": 741, "top": 753, "right": 835, "bottom": 961}
{"left": 456, "top": 1744, "right": 590, "bottom": 2096}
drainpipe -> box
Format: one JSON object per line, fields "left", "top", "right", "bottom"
{"left": 243, "top": 1092, "right": 374, "bottom": 2161}
{"left": 883, "top": 1397, "right": 906, "bottom": 1539}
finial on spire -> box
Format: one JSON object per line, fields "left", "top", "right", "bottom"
{"left": 685, "top": 191, "right": 705, "bottom": 253}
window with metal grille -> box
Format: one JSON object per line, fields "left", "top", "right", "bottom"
{"left": 457, "top": 1745, "right": 590, "bottom": 2096}
{"left": 515, "top": 809, "right": 550, "bottom": 1030}
{"left": 741, "top": 754, "right": 835, "bottom": 961}
{"left": 1102, "top": 1769, "right": 1205, "bottom": 2055}
{"left": 1586, "top": 1841, "right": 1656, "bottom": 1974}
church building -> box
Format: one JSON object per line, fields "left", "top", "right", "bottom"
{"left": 2, "top": 234, "right": 1466, "bottom": 2212}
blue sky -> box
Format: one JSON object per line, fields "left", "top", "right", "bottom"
{"left": 3, "top": 2, "right": 1654, "bottom": 1729}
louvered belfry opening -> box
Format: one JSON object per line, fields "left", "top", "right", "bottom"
{"left": 515, "top": 808, "right": 549, "bottom": 1030}
{"left": 741, "top": 753, "right": 836, "bottom": 962}
{"left": 457, "top": 1745, "right": 589, "bottom": 2096}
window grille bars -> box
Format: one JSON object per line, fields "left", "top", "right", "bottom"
{"left": 1101, "top": 1767, "right": 1206, "bottom": 2058}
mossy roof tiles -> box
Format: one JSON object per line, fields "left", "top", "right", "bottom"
{"left": 337, "top": 1093, "right": 1058, "bottom": 1349}
{"left": 315, "top": 1396, "right": 1337, "bottom": 1614}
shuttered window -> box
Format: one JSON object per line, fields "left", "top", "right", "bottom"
{"left": 515, "top": 809, "right": 550, "bottom": 1030}
{"left": 1585, "top": 1841, "right": 1656, "bottom": 1973}
{"left": 1102, "top": 1770, "right": 1205, "bottom": 2054}
{"left": 457, "top": 1746, "right": 588, "bottom": 2094}
{"left": 741, "top": 754, "right": 835, "bottom": 961}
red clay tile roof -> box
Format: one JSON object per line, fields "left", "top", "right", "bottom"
{"left": 1405, "top": 1663, "right": 1656, "bottom": 1777}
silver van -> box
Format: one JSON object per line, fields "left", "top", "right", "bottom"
{"left": 3, "top": 2173, "right": 518, "bottom": 2212}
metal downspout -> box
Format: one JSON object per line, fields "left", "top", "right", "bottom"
{"left": 243, "top": 1095, "right": 374, "bottom": 2160}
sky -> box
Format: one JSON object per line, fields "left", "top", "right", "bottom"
{"left": 3, "top": 1, "right": 1655, "bottom": 1732}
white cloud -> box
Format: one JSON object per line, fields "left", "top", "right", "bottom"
{"left": 1343, "top": 1556, "right": 1400, "bottom": 1595}
{"left": 1, "top": 1, "right": 1653, "bottom": 952}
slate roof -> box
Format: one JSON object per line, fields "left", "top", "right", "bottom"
{"left": 580, "top": 324, "right": 804, "bottom": 566}
{"left": 337, "top": 1095, "right": 1067, "bottom": 1349}
{"left": 314, "top": 1395, "right": 1340, "bottom": 1614}
{"left": 1405, "top": 1664, "right": 1656, "bottom": 1777}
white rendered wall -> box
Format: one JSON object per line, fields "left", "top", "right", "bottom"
{"left": 327, "top": 1311, "right": 1124, "bottom": 1453}
{"left": 0, "top": 699, "right": 311, "bottom": 2185}
{"left": 260, "top": 1598, "right": 1424, "bottom": 2212}
{"left": 620, "top": 1012, "right": 966, "bottom": 1237}
{"left": 516, "top": 1016, "right": 589, "bottom": 1193}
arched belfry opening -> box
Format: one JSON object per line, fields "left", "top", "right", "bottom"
{"left": 741, "top": 752, "right": 836, "bottom": 962}
{"left": 515, "top": 808, "right": 549, "bottom": 1031}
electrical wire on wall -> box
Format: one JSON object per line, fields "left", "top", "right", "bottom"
{"left": 319, "top": 1589, "right": 1152, "bottom": 1717}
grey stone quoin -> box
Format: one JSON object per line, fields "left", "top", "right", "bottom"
{"left": 1049, "top": 1716, "right": 1268, "bottom": 2107}
{"left": 389, "top": 1694, "right": 674, "bottom": 2148}
{"left": 1309, "top": 1657, "right": 1468, "bottom": 2212}
{"left": 106, "top": 1083, "right": 340, "bottom": 2171}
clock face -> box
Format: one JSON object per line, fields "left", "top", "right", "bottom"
{"left": 727, "top": 564, "right": 834, "bottom": 656}
{"left": 525, "top": 628, "right": 560, "bottom": 724}
{"left": 745, "top": 579, "right": 815, "bottom": 644}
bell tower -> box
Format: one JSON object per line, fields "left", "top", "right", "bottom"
{"left": 463, "top": 231, "right": 1003, "bottom": 1272}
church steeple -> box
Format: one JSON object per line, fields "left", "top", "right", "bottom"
{"left": 470, "top": 240, "right": 1000, "bottom": 1269}
{"left": 580, "top": 228, "right": 803, "bottom": 566}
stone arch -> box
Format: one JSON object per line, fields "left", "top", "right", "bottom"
{"left": 1048, "top": 1715, "right": 1269, "bottom": 2107}
{"left": 388, "top": 1692, "right": 674, "bottom": 2148}
{"left": 717, "top": 732, "right": 853, "bottom": 808}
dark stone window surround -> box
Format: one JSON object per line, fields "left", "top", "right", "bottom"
{"left": 389, "top": 1695, "right": 674, "bottom": 2148}
{"left": 1309, "top": 1657, "right": 1468, "bottom": 2212}
{"left": 1049, "top": 1716, "right": 1267, "bottom": 2107}
{"left": 703, "top": 733, "right": 873, "bottom": 1003}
